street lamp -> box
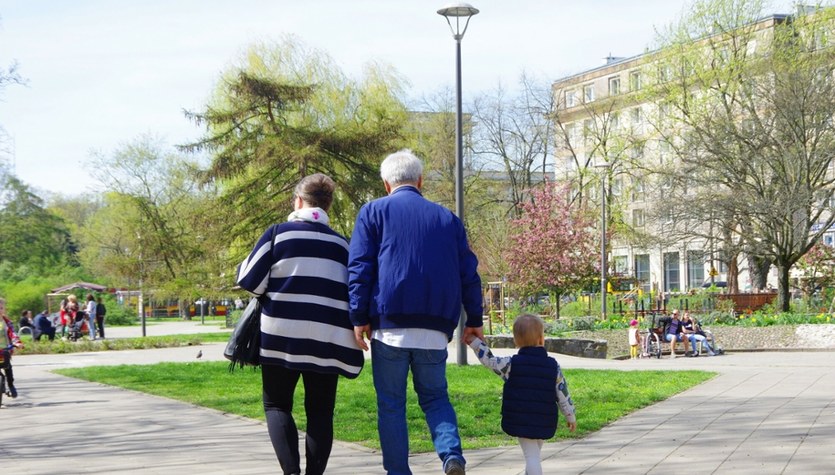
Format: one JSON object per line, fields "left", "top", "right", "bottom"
{"left": 438, "top": 2, "right": 478, "bottom": 365}
{"left": 594, "top": 162, "right": 611, "bottom": 320}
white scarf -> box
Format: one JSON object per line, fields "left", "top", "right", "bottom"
{"left": 287, "top": 207, "right": 329, "bottom": 225}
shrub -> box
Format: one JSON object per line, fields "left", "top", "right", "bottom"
{"left": 105, "top": 300, "right": 138, "bottom": 326}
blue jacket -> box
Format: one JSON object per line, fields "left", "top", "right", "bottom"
{"left": 348, "top": 186, "right": 483, "bottom": 339}
{"left": 501, "top": 346, "right": 560, "bottom": 439}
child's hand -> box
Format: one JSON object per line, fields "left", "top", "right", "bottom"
{"left": 567, "top": 421, "right": 577, "bottom": 433}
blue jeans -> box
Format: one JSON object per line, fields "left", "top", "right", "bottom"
{"left": 371, "top": 339, "right": 465, "bottom": 475}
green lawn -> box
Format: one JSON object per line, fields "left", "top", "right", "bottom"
{"left": 16, "top": 332, "right": 232, "bottom": 355}
{"left": 56, "top": 362, "right": 714, "bottom": 452}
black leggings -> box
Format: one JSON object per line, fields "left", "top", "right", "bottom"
{"left": 1, "top": 349, "right": 13, "bottom": 386}
{"left": 262, "top": 364, "right": 338, "bottom": 475}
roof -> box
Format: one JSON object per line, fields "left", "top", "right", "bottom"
{"left": 50, "top": 282, "right": 108, "bottom": 294}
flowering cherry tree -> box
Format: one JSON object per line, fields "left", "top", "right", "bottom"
{"left": 796, "top": 243, "right": 835, "bottom": 300}
{"left": 505, "top": 181, "right": 598, "bottom": 318}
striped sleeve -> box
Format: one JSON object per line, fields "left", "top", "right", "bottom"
{"left": 237, "top": 225, "right": 276, "bottom": 296}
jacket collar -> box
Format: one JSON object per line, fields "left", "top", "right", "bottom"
{"left": 517, "top": 346, "right": 547, "bottom": 356}
{"left": 390, "top": 185, "right": 422, "bottom": 196}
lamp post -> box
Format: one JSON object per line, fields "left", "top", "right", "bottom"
{"left": 438, "top": 2, "right": 478, "bottom": 365}
{"left": 137, "top": 232, "right": 146, "bottom": 337}
{"left": 594, "top": 162, "right": 611, "bottom": 320}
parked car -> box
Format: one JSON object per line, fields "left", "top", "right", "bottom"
{"left": 701, "top": 280, "right": 727, "bottom": 289}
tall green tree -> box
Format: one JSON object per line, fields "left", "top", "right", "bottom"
{"left": 646, "top": 0, "right": 835, "bottom": 310}
{"left": 88, "top": 136, "right": 217, "bottom": 311}
{"left": 183, "top": 37, "right": 409, "bottom": 255}
{"left": 0, "top": 171, "right": 76, "bottom": 270}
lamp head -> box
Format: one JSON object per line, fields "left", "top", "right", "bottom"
{"left": 437, "top": 3, "right": 479, "bottom": 40}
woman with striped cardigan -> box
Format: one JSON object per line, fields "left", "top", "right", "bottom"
{"left": 237, "top": 173, "right": 364, "bottom": 475}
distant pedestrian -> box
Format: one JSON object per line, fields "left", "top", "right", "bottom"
{"left": 628, "top": 319, "right": 642, "bottom": 359}
{"left": 18, "top": 310, "right": 34, "bottom": 333}
{"left": 1, "top": 298, "right": 23, "bottom": 398}
{"left": 85, "top": 294, "right": 97, "bottom": 340}
{"left": 33, "top": 310, "right": 56, "bottom": 341}
{"left": 95, "top": 297, "right": 107, "bottom": 339}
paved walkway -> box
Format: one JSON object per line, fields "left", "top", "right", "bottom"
{"left": 3, "top": 322, "right": 835, "bottom": 474}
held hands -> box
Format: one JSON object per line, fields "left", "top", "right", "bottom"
{"left": 462, "top": 326, "right": 484, "bottom": 345}
{"left": 354, "top": 324, "right": 371, "bottom": 351}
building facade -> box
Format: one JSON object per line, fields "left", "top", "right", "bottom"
{"left": 549, "top": 10, "right": 834, "bottom": 296}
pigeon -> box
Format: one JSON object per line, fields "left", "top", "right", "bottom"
{"left": 196, "top": 350, "right": 203, "bottom": 359}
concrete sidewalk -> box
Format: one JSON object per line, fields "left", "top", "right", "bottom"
{"left": 3, "top": 322, "right": 835, "bottom": 474}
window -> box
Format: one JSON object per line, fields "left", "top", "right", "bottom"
{"left": 664, "top": 252, "right": 680, "bottom": 292}
{"left": 635, "top": 254, "right": 650, "bottom": 293}
{"left": 716, "top": 47, "right": 730, "bottom": 65}
{"left": 632, "top": 209, "right": 645, "bottom": 227}
{"left": 629, "top": 71, "right": 642, "bottom": 91}
{"left": 612, "top": 177, "right": 623, "bottom": 197}
{"left": 632, "top": 178, "right": 645, "bottom": 202}
{"left": 630, "top": 143, "right": 644, "bottom": 161}
{"left": 658, "top": 103, "right": 671, "bottom": 121}
{"left": 583, "top": 84, "right": 595, "bottom": 103}
{"left": 563, "top": 123, "right": 577, "bottom": 145}
{"left": 659, "top": 140, "right": 672, "bottom": 164}
{"left": 608, "top": 112, "right": 620, "bottom": 132}
{"left": 565, "top": 90, "right": 577, "bottom": 108}
{"left": 687, "top": 250, "right": 705, "bottom": 290}
{"left": 746, "top": 39, "right": 757, "bottom": 57}
{"left": 630, "top": 107, "right": 643, "bottom": 134}
{"left": 613, "top": 255, "right": 628, "bottom": 274}
{"left": 583, "top": 119, "right": 594, "bottom": 145}
{"left": 608, "top": 76, "right": 621, "bottom": 96}
{"left": 659, "top": 64, "right": 672, "bottom": 82}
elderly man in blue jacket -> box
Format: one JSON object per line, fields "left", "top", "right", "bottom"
{"left": 349, "top": 149, "right": 484, "bottom": 475}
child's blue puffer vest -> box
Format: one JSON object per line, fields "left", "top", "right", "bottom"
{"left": 501, "top": 346, "right": 559, "bottom": 439}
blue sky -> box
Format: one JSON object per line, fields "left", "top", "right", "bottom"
{"left": 0, "top": 0, "right": 801, "bottom": 197}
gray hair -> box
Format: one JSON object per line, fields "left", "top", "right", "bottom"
{"left": 380, "top": 149, "right": 423, "bottom": 186}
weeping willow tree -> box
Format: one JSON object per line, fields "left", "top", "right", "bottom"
{"left": 182, "top": 37, "right": 410, "bottom": 262}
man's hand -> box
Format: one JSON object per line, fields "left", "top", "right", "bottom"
{"left": 354, "top": 325, "right": 371, "bottom": 351}
{"left": 567, "top": 421, "right": 577, "bottom": 432}
{"left": 462, "top": 326, "right": 484, "bottom": 344}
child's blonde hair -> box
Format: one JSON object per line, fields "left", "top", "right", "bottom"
{"left": 513, "top": 313, "right": 545, "bottom": 347}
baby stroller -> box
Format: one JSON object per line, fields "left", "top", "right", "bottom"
{"left": 67, "top": 311, "right": 89, "bottom": 342}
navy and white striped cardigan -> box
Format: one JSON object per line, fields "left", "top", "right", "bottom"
{"left": 236, "top": 219, "right": 364, "bottom": 378}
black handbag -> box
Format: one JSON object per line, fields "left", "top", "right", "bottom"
{"left": 224, "top": 297, "right": 262, "bottom": 371}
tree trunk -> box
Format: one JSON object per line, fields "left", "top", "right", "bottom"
{"left": 727, "top": 256, "right": 739, "bottom": 293}
{"left": 748, "top": 255, "right": 772, "bottom": 291}
{"left": 777, "top": 262, "right": 791, "bottom": 312}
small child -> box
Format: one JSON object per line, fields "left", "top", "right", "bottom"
{"left": 465, "top": 314, "right": 577, "bottom": 475}
{"left": 628, "top": 319, "right": 642, "bottom": 359}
